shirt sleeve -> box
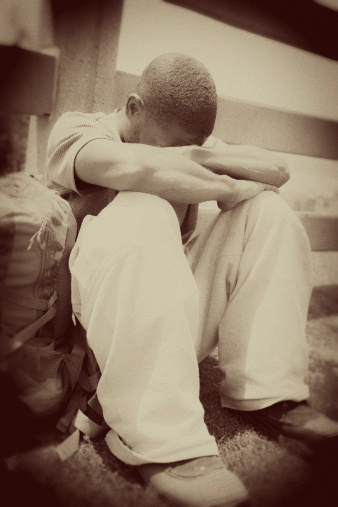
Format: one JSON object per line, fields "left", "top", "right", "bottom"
{"left": 202, "top": 135, "right": 228, "bottom": 149}
{"left": 47, "top": 111, "right": 120, "bottom": 193}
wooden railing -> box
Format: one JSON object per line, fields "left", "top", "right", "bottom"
{"left": 114, "top": 70, "right": 338, "bottom": 253}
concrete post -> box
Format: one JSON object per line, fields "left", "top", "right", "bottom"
{"left": 26, "top": 0, "right": 123, "bottom": 178}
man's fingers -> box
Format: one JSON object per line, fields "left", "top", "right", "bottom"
{"left": 263, "top": 184, "right": 279, "bottom": 194}
{"left": 217, "top": 182, "right": 279, "bottom": 212}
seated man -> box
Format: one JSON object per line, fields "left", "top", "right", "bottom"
{"left": 47, "top": 53, "right": 338, "bottom": 507}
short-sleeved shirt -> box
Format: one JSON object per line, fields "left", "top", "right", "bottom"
{"left": 47, "top": 110, "right": 221, "bottom": 242}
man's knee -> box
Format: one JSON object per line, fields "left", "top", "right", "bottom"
{"left": 115, "top": 191, "right": 180, "bottom": 233}
{"left": 244, "top": 190, "right": 303, "bottom": 229}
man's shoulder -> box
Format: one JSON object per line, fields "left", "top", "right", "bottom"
{"left": 59, "top": 110, "right": 117, "bottom": 125}
{"left": 55, "top": 110, "right": 121, "bottom": 140}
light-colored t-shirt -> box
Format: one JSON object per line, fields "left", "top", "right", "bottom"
{"left": 47, "top": 110, "right": 221, "bottom": 242}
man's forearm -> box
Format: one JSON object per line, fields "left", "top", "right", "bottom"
{"left": 186, "top": 144, "right": 290, "bottom": 188}
{"left": 75, "top": 139, "right": 277, "bottom": 208}
{"left": 76, "top": 139, "right": 238, "bottom": 203}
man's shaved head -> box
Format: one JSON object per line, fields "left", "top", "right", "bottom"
{"left": 136, "top": 53, "right": 217, "bottom": 142}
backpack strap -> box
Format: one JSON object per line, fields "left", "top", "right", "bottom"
{"left": 55, "top": 393, "right": 108, "bottom": 461}
{"left": 55, "top": 428, "right": 82, "bottom": 461}
{"left": 0, "top": 291, "right": 57, "bottom": 358}
{"left": 74, "top": 394, "right": 108, "bottom": 438}
{"left": 56, "top": 385, "right": 85, "bottom": 433}
{"left": 0, "top": 287, "right": 51, "bottom": 311}
{"left": 78, "top": 369, "right": 101, "bottom": 393}
{"left": 55, "top": 317, "right": 108, "bottom": 460}
{"left": 65, "top": 343, "right": 87, "bottom": 391}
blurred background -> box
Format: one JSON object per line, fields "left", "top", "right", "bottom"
{"left": 1, "top": 0, "right": 338, "bottom": 216}
{"left": 116, "top": 0, "right": 338, "bottom": 215}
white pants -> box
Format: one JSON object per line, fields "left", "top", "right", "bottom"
{"left": 69, "top": 191, "right": 312, "bottom": 465}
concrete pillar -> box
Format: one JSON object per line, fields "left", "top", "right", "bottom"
{"left": 26, "top": 0, "right": 123, "bottom": 178}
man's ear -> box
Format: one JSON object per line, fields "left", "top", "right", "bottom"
{"left": 125, "top": 94, "right": 145, "bottom": 119}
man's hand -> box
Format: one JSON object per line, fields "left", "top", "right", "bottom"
{"left": 217, "top": 180, "right": 279, "bottom": 212}
{"left": 181, "top": 143, "right": 290, "bottom": 188}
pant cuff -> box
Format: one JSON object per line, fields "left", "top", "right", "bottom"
{"left": 221, "top": 387, "right": 310, "bottom": 411}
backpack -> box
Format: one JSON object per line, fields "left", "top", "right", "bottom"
{"left": 0, "top": 173, "right": 116, "bottom": 456}
{"left": 0, "top": 172, "right": 84, "bottom": 418}
{"left": 47, "top": 184, "right": 118, "bottom": 451}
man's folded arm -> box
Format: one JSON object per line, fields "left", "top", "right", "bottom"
{"left": 75, "top": 138, "right": 278, "bottom": 209}
{"left": 185, "top": 141, "right": 290, "bottom": 188}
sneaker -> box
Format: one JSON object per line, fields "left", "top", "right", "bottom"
{"left": 238, "top": 400, "right": 338, "bottom": 458}
{"left": 139, "top": 455, "right": 250, "bottom": 507}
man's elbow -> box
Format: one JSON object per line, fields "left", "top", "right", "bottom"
{"left": 275, "top": 159, "right": 290, "bottom": 187}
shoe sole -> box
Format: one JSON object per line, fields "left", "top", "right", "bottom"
{"left": 245, "top": 412, "right": 338, "bottom": 460}
{"left": 139, "top": 465, "right": 251, "bottom": 507}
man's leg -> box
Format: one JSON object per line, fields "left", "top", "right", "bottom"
{"left": 186, "top": 191, "right": 338, "bottom": 456}
{"left": 186, "top": 191, "right": 312, "bottom": 408}
{"left": 71, "top": 191, "right": 217, "bottom": 463}
{"left": 70, "top": 191, "right": 249, "bottom": 507}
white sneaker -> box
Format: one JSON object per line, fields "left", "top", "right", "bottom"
{"left": 139, "top": 455, "right": 250, "bottom": 507}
